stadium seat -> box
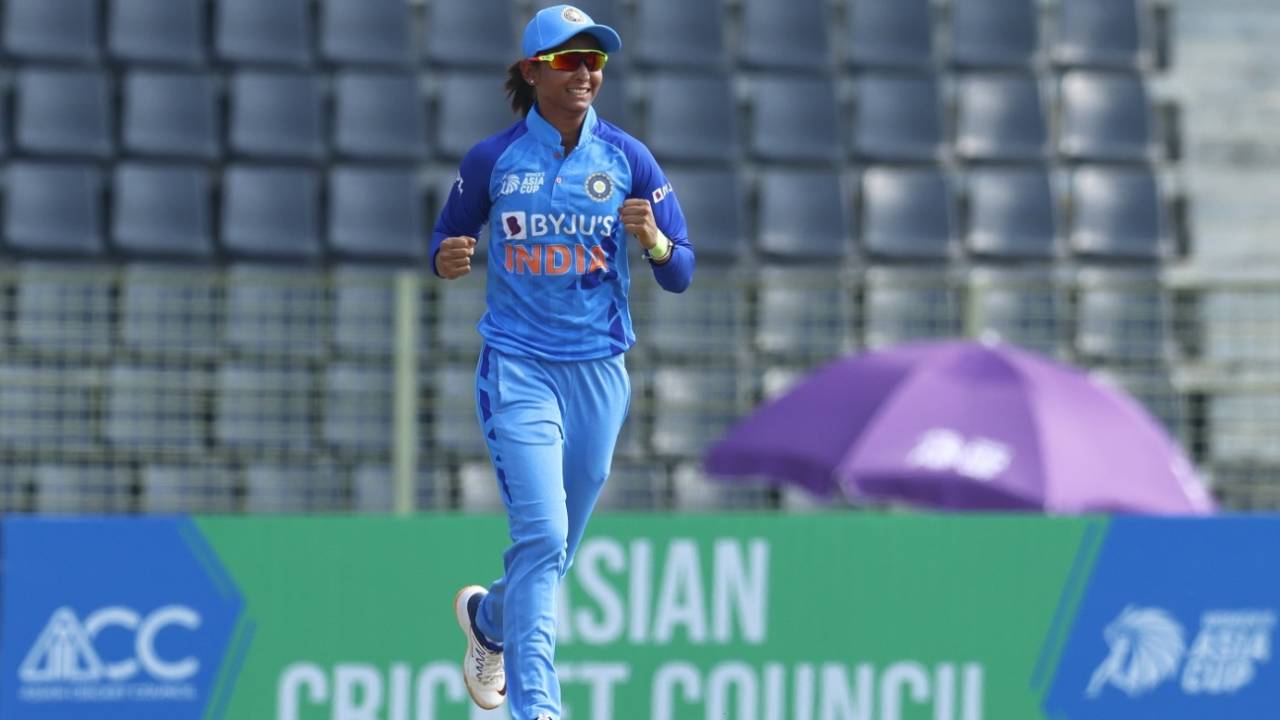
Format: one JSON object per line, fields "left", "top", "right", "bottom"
{"left": 954, "top": 73, "right": 1048, "bottom": 162}
{"left": 747, "top": 74, "right": 842, "bottom": 163}
{"left": 109, "top": 0, "right": 205, "bottom": 66}
{"left": 352, "top": 464, "right": 439, "bottom": 511}
{"left": 215, "top": 364, "right": 315, "bottom": 455}
{"left": 659, "top": 166, "right": 745, "bottom": 262}
{"left": 224, "top": 265, "right": 330, "bottom": 359}
{"left": 424, "top": 0, "right": 513, "bottom": 69}
{"left": 851, "top": 73, "right": 944, "bottom": 162}
{"left": 105, "top": 365, "right": 205, "bottom": 452}
{"left": 321, "top": 0, "right": 412, "bottom": 67}
{"left": 3, "top": 0, "right": 99, "bottom": 62}
{"left": 844, "top": 0, "right": 934, "bottom": 70}
{"left": 964, "top": 166, "right": 1057, "bottom": 260}
{"left": 739, "top": 0, "right": 830, "bottom": 71}
{"left": 598, "top": 460, "right": 667, "bottom": 510}
{"left": 458, "top": 462, "right": 504, "bottom": 511}
{"left": 120, "top": 264, "right": 220, "bottom": 359}
{"left": 593, "top": 66, "right": 631, "bottom": 128}
{"left": 861, "top": 167, "right": 955, "bottom": 261}
{"left": 244, "top": 462, "right": 345, "bottom": 512}
{"left": 221, "top": 165, "right": 323, "bottom": 261}
{"left": 122, "top": 71, "right": 220, "bottom": 160}
{"left": 435, "top": 280, "right": 488, "bottom": 358}
{"left": 755, "top": 266, "right": 853, "bottom": 361}
{"left": 1058, "top": 71, "right": 1156, "bottom": 162}
{"left": 334, "top": 71, "right": 429, "bottom": 160}
{"left": 230, "top": 71, "right": 326, "bottom": 161}
{"left": 613, "top": 369, "right": 649, "bottom": 460}
{"left": 1069, "top": 165, "right": 1166, "bottom": 260}
{"left": 15, "top": 68, "right": 113, "bottom": 159}
{"left": 14, "top": 263, "right": 114, "bottom": 357}
{"left": 966, "top": 267, "right": 1065, "bottom": 357}
{"left": 672, "top": 462, "right": 774, "bottom": 511}
{"left": 332, "top": 266, "right": 401, "bottom": 358}
{"left": 0, "top": 364, "right": 97, "bottom": 453}
{"left": 862, "top": 266, "right": 959, "bottom": 347}
{"left": 112, "top": 163, "right": 215, "bottom": 260}
{"left": 757, "top": 169, "right": 851, "bottom": 260}
{"left": 1052, "top": 0, "right": 1148, "bottom": 69}
{"left": 4, "top": 163, "right": 105, "bottom": 257}
{"left": 324, "top": 363, "right": 392, "bottom": 455}
{"left": 643, "top": 265, "right": 746, "bottom": 359}
{"left": 652, "top": 367, "right": 740, "bottom": 458}
{"left": 215, "top": 0, "right": 312, "bottom": 66}
{"left": 1209, "top": 394, "right": 1280, "bottom": 464}
{"left": 33, "top": 465, "right": 129, "bottom": 513}
{"left": 141, "top": 465, "right": 237, "bottom": 513}
{"left": 950, "top": 0, "right": 1038, "bottom": 69}
{"left": 329, "top": 166, "right": 426, "bottom": 264}
{"left": 433, "top": 364, "right": 488, "bottom": 457}
{"left": 1075, "top": 267, "right": 1170, "bottom": 363}
{"left": 641, "top": 72, "right": 738, "bottom": 164}
{"left": 436, "top": 71, "right": 521, "bottom": 161}
{"left": 633, "top": 0, "right": 725, "bottom": 70}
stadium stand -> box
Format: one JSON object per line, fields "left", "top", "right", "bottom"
{"left": 950, "top": 0, "right": 1039, "bottom": 69}
{"left": 845, "top": 0, "right": 934, "bottom": 71}
{"left": 109, "top": 0, "right": 206, "bottom": 67}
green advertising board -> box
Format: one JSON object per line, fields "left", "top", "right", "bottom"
{"left": 195, "top": 514, "right": 1100, "bottom": 719}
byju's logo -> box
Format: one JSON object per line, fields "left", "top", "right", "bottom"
{"left": 17, "top": 605, "right": 203, "bottom": 703}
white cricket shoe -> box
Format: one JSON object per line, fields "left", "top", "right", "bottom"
{"left": 454, "top": 585, "right": 506, "bottom": 710}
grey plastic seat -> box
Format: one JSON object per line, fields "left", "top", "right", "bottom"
{"left": 5, "top": 163, "right": 105, "bottom": 257}
{"left": 230, "top": 71, "right": 325, "bottom": 161}
{"left": 845, "top": 0, "right": 933, "bottom": 70}
{"left": 1076, "top": 267, "right": 1169, "bottom": 363}
{"left": 141, "top": 465, "right": 237, "bottom": 513}
{"left": 757, "top": 169, "right": 850, "bottom": 260}
{"left": 436, "top": 71, "right": 520, "bottom": 161}
{"left": 324, "top": 363, "right": 392, "bottom": 454}
{"left": 748, "top": 74, "right": 842, "bottom": 163}
{"left": 652, "top": 367, "right": 740, "bottom": 458}
{"left": 1209, "top": 395, "right": 1280, "bottom": 464}
{"left": 424, "top": 0, "right": 513, "bottom": 68}
{"left": 215, "top": 0, "right": 312, "bottom": 66}
{"left": 120, "top": 264, "right": 220, "bottom": 358}
{"left": 1053, "top": 0, "right": 1147, "bottom": 69}
{"left": 673, "top": 462, "right": 775, "bottom": 511}
{"left": 16, "top": 69, "right": 113, "bottom": 158}
{"left": 109, "top": 0, "right": 205, "bottom": 66}
{"left": 435, "top": 280, "right": 488, "bottom": 357}
{"left": 966, "top": 267, "right": 1064, "bottom": 357}
{"left": 965, "top": 166, "right": 1057, "bottom": 260}
{"left": 954, "top": 73, "right": 1048, "bottom": 161}
{"left": 329, "top": 166, "right": 425, "bottom": 264}
{"left": 15, "top": 264, "right": 114, "bottom": 357}
{"left": 756, "top": 267, "right": 852, "bottom": 360}
{"left": 593, "top": 66, "right": 630, "bottom": 128}
{"left": 1058, "top": 71, "right": 1155, "bottom": 162}
{"left": 352, "top": 464, "right": 438, "bottom": 511}
{"left": 739, "top": 0, "right": 830, "bottom": 70}
{"left": 216, "top": 364, "right": 315, "bottom": 454}
{"left": 951, "top": 0, "right": 1038, "bottom": 69}
{"left": 321, "top": 0, "right": 412, "bottom": 67}
{"left": 33, "top": 465, "right": 129, "bottom": 513}
{"left": 644, "top": 266, "right": 746, "bottom": 359}
{"left": 643, "top": 72, "right": 738, "bottom": 164}
{"left": 224, "top": 265, "right": 330, "bottom": 358}
{"left": 433, "top": 364, "right": 488, "bottom": 456}
{"left": 222, "top": 165, "right": 322, "bottom": 261}
{"left": 4, "top": 0, "right": 99, "bottom": 62}
{"left": 863, "top": 267, "right": 959, "bottom": 347}
{"left": 113, "top": 164, "right": 214, "bottom": 260}
{"left": 851, "top": 73, "right": 943, "bottom": 162}
{"left": 1069, "top": 165, "right": 1166, "bottom": 260}
{"left": 613, "top": 370, "right": 649, "bottom": 461}
{"left": 334, "top": 71, "right": 429, "bottom": 160}
{"left": 333, "top": 267, "right": 396, "bottom": 358}
{"left": 123, "top": 71, "right": 220, "bottom": 160}
{"left": 660, "top": 167, "right": 744, "bottom": 262}
{"left": 861, "top": 167, "right": 955, "bottom": 261}
{"left": 244, "top": 462, "right": 344, "bottom": 512}
{"left": 105, "top": 365, "right": 205, "bottom": 452}
{"left": 0, "top": 364, "right": 97, "bottom": 453}
{"left": 598, "top": 460, "right": 667, "bottom": 510}
{"left": 634, "top": 0, "right": 725, "bottom": 70}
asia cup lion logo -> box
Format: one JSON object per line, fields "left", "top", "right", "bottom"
{"left": 1087, "top": 606, "right": 1187, "bottom": 698}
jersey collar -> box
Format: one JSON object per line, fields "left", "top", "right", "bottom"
{"left": 526, "top": 104, "right": 598, "bottom": 150}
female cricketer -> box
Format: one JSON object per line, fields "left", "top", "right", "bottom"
{"left": 431, "top": 5, "right": 694, "bottom": 719}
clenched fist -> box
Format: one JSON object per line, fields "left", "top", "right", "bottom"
{"left": 620, "top": 199, "right": 659, "bottom": 251}
{"left": 435, "top": 236, "right": 476, "bottom": 279}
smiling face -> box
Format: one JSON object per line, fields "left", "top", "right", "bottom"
{"left": 523, "top": 33, "right": 604, "bottom": 118}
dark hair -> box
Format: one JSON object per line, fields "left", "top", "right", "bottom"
{"left": 505, "top": 61, "right": 536, "bottom": 117}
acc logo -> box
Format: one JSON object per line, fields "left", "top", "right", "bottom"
{"left": 585, "top": 172, "right": 613, "bottom": 202}
{"left": 20, "top": 605, "right": 202, "bottom": 684}
{"left": 562, "top": 7, "right": 587, "bottom": 23}
{"left": 501, "top": 211, "right": 527, "bottom": 240}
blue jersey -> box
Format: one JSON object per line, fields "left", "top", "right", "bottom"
{"left": 431, "top": 105, "right": 694, "bottom": 361}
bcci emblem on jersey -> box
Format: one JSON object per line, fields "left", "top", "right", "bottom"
{"left": 585, "top": 172, "right": 613, "bottom": 202}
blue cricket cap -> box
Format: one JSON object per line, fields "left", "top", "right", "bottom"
{"left": 522, "top": 4, "right": 622, "bottom": 58}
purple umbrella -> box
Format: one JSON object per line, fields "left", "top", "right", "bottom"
{"left": 704, "top": 339, "right": 1214, "bottom": 514}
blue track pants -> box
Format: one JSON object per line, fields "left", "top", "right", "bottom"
{"left": 471, "top": 344, "right": 630, "bottom": 720}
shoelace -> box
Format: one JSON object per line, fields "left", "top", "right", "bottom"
{"left": 471, "top": 643, "right": 504, "bottom": 685}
